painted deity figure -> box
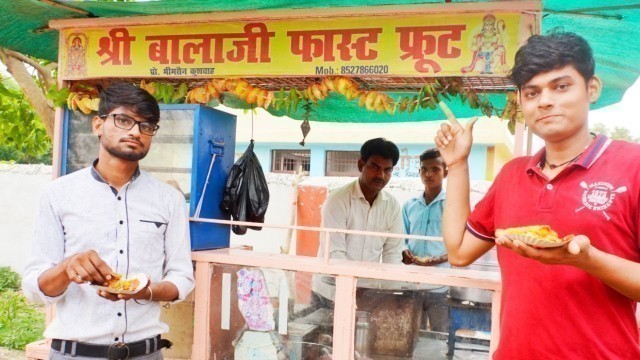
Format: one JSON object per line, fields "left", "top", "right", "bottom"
{"left": 461, "top": 14, "right": 508, "bottom": 74}
{"left": 66, "top": 34, "right": 88, "bottom": 77}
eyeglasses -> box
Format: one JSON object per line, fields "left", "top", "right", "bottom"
{"left": 99, "top": 113, "right": 160, "bottom": 136}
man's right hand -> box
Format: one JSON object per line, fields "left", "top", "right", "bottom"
{"left": 63, "top": 250, "right": 114, "bottom": 285}
{"left": 434, "top": 102, "right": 478, "bottom": 167}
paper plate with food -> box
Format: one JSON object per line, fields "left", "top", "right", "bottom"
{"left": 92, "top": 273, "right": 149, "bottom": 295}
{"left": 495, "top": 225, "right": 574, "bottom": 248}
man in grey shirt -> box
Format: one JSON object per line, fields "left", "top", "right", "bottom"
{"left": 23, "top": 83, "right": 194, "bottom": 359}
{"left": 312, "top": 138, "right": 405, "bottom": 307}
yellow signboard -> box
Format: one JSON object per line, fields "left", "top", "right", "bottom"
{"left": 60, "top": 12, "right": 529, "bottom": 80}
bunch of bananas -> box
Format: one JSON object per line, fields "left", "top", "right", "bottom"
{"left": 66, "top": 84, "right": 99, "bottom": 114}
{"left": 62, "top": 76, "right": 497, "bottom": 120}
{"left": 185, "top": 79, "right": 275, "bottom": 109}
{"left": 358, "top": 91, "right": 395, "bottom": 114}
{"left": 303, "top": 76, "right": 395, "bottom": 114}
{"left": 67, "top": 94, "right": 99, "bottom": 114}
{"left": 304, "top": 77, "right": 361, "bottom": 102}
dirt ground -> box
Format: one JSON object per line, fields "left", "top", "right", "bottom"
{"left": 0, "top": 347, "right": 26, "bottom": 360}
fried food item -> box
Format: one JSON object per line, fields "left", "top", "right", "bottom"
{"left": 497, "top": 225, "right": 562, "bottom": 242}
{"left": 106, "top": 274, "right": 141, "bottom": 292}
{"left": 496, "top": 225, "right": 574, "bottom": 248}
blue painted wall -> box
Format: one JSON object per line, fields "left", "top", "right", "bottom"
{"left": 236, "top": 141, "right": 488, "bottom": 180}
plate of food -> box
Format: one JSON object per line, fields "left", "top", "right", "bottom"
{"left": 496, "top": 225, "right": 574, "bottom": 248}
{"left": 401, "top": 249, "right": 446, "bottom": 266}
{"left": 92, "top": 273, "right": 149, "bottom": 295}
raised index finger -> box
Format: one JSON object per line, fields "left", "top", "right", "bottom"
{"left": 438, "top": 101, "right": 461, "bottom": 128}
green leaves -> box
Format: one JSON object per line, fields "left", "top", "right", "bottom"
{"left": 172, "top": 83, "right": 188, "bottom": 103}
{"left": 0, "top": 83, "right": 51, "bottom": 164}
{"left": 393, "top": 79, "right": 495, "bottom": 119}
{"left": 145, "top": 82, "right": 187, "bottom": 104}
{"left": 45, "top": 84, "right": 69, "bottom": 108}
{"left": 0, "top": 267, "right": 20, "bottom": 293}
{"left": 0, "top": 82, "right": 19, "bottom": 99}
{"left": 507, "top": 118, "right": 516, "bottom": 135}
{"left": 271, "top": 88, "right": 311, "bottom": 115}
{"left": 274, "top": 88, "right": 285, "bottom": 111}
{"left": 0, "top": 268, "right": 45, "bottom": 350}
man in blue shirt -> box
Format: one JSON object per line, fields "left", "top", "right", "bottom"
{"left": 402, "top": 148, "right": 449, "bottom": 332}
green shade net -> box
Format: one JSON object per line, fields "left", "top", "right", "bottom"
{"left": 221, "top": 92, "right": 506, "bottom": 122}
{"left": 1, "top": 0, "right": 639, "bottom": 121}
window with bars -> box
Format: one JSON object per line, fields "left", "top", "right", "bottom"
{"left": 325, "top": 150, "right": 360, "bottom": 176}
{"left": 271, "top": 149, "right": 311, "bottom": 173}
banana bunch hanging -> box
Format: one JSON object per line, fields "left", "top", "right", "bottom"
{"left": 358, "top": 91, "right": 395, "bottom": 114}
{"left": 226, "top": 79, "right": 274, "bottom": 108}
{"left": 184, "top": 79, "right": 275, "bottom": 109}
{"left": 63, "top": 76, "right": 497, "bottom": 120}
{"left": 66, "top": 84, "right": 99, "bottom": 114}
{"left": 302, "top": 76, "right": 398, "bottom": 115}
{"left": 272, "top": 76, "right": 361, "bottom": 114}
{"left": 181, "top": 76, "right": 496, "bottom": 119}
{"left": 304, "top": 76, "right": 361, "bottom": 102}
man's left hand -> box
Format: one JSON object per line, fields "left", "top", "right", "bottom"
{"left": 496, "top": 234, "right": 592, "bottom": 266}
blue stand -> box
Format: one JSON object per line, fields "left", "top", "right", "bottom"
{"left": 188, "top": 105, "right": 237, "bottom": 250}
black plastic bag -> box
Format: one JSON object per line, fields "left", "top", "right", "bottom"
{"left": 220, "top": 140, "right": 270, "bottom": 235}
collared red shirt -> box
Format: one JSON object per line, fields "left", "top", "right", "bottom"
{"left": 23, "top": 165, "right": 194, "bottom": 344}
{"left": 402, "top": 189, "right": 448, "bottom": 266}
{"left": 313, "top": 180, "right": 404, "bottom": 300}
{"left": 467, "top": 135, "right": 640, "bottom": 359}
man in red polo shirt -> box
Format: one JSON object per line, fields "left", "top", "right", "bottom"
{"left": 435, "top": 31, "right": 640, "bottom": 359}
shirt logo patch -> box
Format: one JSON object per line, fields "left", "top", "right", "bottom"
{"left": 575, "top": 181, "right": 627, "bottom": 220}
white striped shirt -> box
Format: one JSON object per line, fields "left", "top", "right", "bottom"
{"left": 23, "top": 165, "right": 194, "bottom": 344}
{"left": 313, "top": 180, "right": 405, "bottom": 300}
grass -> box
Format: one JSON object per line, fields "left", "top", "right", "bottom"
{"left": 0, "top": 267, "right": 20, "bottom": 293}
{"left": 0, "top": 267, "right": 45, "bottom": 350}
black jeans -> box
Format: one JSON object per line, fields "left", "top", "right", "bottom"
{"left": 422, "top": 290, "right": 450, "bottom": 332}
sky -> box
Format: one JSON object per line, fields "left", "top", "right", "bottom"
{"left": 590, "top": 76, "right": 640, "bottom": 136}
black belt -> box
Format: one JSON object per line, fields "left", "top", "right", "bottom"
{"left": 51, "top": 335, "right": 172, "bottom": 359}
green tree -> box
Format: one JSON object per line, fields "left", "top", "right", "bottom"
{"left": 0, "top": 79, "right": 52, "bottom": 163}
{"left": 590, "top": 123, "right": 639, "bottom": 143}
{"left": 0, "top": 48, "right": 55, "bottom": 139}
{"left": 590, "top": 123, "right": 609, "bottom": 136}
{"left": 610, "top": 126, "right": 636, "bottom": 142}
